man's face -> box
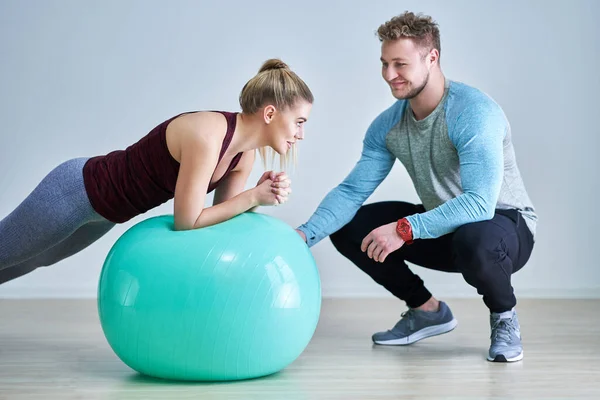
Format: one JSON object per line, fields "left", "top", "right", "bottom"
{"left": 381, "top": 38, "right": 433, "bottom": 100}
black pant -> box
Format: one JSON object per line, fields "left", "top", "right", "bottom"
{"left": 330, "top": 202, "right": 535, "bottom": 313}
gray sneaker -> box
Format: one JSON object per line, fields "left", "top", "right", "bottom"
{"left": 488, "top": 309, "right": 523, "bottom": 362}
{"left": 372, "top": 301, "right": 458, "bottom": 345}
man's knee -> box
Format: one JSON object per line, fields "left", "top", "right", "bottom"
{"left": 452, "top": 221, "right": 506, "bottom": 274}
{"left": 330, "top": 223, "right": 353, "bottom": 253}
{"left": 329, "top": 208, "right": 371, "bottom": 251}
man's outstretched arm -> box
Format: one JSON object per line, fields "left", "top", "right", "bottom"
{"left": 297, "top": 101, "right": 405, "bottom": 247}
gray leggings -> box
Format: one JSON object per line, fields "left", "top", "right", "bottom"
{"left": 0, "top": 158, "right": 115, "bottom": 284}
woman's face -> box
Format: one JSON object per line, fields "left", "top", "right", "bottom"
{"left": 265, "top": 100, "right": 312, "bottom": 155}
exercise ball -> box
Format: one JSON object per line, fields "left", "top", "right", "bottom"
{"left": 97, "top": 212, "right": 321, "bottom": 381}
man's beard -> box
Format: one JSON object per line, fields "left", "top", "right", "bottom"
{"left": 395, "top": 71, "right": 430, "bottom": 100}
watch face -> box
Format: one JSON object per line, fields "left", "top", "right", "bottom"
{"left": 397, "top": 221, "right": 411, "bottom": 239}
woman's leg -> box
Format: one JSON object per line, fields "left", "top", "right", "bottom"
{"left": 0, "top": 219, "right": 115, "bottom": 284}
{"left": 0, "top": 157, "right": 112, "bottom": 282}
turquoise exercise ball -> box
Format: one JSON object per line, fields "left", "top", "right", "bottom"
{"left": 97, "top": 213, "right": 321, "bottom": 381}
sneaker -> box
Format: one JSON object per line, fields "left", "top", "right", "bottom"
{"left": 488, "top": 309, "right": 523, "bottom": 362}
{"left": 372, "top": 301, "right": 458, "bottom": 345}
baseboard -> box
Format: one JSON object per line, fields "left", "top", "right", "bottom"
{"left": 0, "top": 285, "right": 98, "bottom": 299}
{"left": 320, "top": 287, "right": 600, "bottom": 299}
{"left": 1, "top": 285, "right": 599, "bottom": 299}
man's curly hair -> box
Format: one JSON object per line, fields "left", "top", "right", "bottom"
{"left": 377, "top": 11, "right": 441, "bottom": 58}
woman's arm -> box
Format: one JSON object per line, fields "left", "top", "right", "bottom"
{"left": 172, "top": 118, "right": 284, "bottom": 231}
{"left": 212, "top": 150, "right": 255, "bottom": 206}
{"left": 172, "top": 118, "right": 257, "bottom": 231}
{"left": 212, "top": 151, "right": 290, "bottom": 213}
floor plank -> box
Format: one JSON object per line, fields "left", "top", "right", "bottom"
{"left": 0, "top": 298, "right": 598, "bottom": 399}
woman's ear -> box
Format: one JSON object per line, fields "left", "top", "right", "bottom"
{"left": 263, "top": 105, "right": 276, "bottom": 124}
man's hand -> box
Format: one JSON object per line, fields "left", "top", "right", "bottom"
{"left": 296, "top": 229, "right": 307, "bottom": 243}
{"left": 361, "top": 222, "right": 405, "bottom": 263}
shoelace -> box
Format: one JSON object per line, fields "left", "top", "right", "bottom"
{"left": 491, "top": 316, "right": 517, "bottom": 343}
{"left": 394, "top": 309, "right": 416, "bottom": 332}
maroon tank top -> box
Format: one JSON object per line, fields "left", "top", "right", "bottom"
{"left": 82, "top": 111, "right": 243, "bottom": 223}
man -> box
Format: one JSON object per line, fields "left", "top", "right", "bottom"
{"left": 296, "top": 11, "right": 537, "bottom": 362}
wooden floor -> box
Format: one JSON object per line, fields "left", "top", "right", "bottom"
{"left": 0, "top": 298, "right": 598, "bottom": 399}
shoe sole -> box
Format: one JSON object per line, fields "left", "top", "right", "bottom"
{"left": 372, "top": 318, "right": 458, "bottom": 346}
{"left": 487, "top": 351, "right": 524, "bottom": 362}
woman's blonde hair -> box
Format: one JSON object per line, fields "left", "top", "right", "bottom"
{"left": 239, "top": 59, "right": 313, "bottom": 171}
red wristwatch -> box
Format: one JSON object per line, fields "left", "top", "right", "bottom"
{"left": 396, "top": 218, "right": 414, "bottom": 244}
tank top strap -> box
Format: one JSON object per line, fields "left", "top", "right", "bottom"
{"left": 207, "top": 111, "right": 244, "bottom": 192}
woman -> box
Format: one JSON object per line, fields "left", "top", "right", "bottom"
{"left": 0, "top": 58, "right": 313, "bottom": 284}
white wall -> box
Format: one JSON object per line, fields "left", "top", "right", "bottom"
{"left": 1, "top": 0, "right": 598, "bottom": 299}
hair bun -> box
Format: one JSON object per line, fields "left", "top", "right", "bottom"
{"left": 258, "top": 58, "right": 289, "bottom": 73}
